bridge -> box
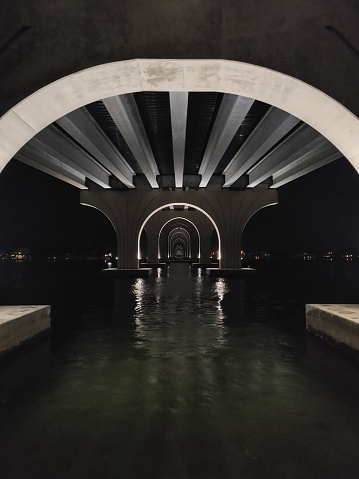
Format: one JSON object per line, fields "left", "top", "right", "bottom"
{"left": 17, "top": 92, "right": 340, "bottom": 192}
{"left": 13, "top": 87, "right": 342, "bottom": 273}
{"left": 0, "top": 3, "right": 358, "bottom": 274}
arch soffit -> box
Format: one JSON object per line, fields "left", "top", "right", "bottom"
{"left": 1, "top": 59, "right": 359, "bottom": 173}
{"left": 158, "top": 218, "right": 200, "bottom": 251}
{"left": 158, "top": 217, "right": 201, "bottom": 240}
{"left": 168, "top": 227, "right": 190, "bottom": 239}
{"left": 139, "top": 204, "right": 219, "bottom": 260}
{"left": 168, "top": 228, "right": 191, "bottom": 248}
{"left": 159, "top": 218, "right": 200, "bottom": 259}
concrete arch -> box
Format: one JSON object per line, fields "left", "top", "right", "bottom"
{"left": 137, "top": 202, "right": 222, "bottom": 265}
{"left": 1, "top": 59, "right": 359, "bottom": 174}
{"left": 144, "top": 214, "right": 202, "bottom": 261}
{"left": 158, "top": 217, "right": 201, "bottom": 260}
{"left": 170, "top": 235, "right": 186, "bottom": 259}
{"left": 168, "top": 227, "right": 191, "bottom": 258}
{"left": 158, "top": 216, "right": 201, "bottom": 258}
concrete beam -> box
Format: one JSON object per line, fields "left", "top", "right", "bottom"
{"left": 133, "top": 173, "right": 152, "bottom": 190}
{"left": 157, "top": 174, "right": 201, "bottom": 188}
{"left": 183, "top": 175, "right": 201, "bottom": 188}
{"left": 15, "top": 150, "right": 87, "bottom": 189}
{"left": 247, "top": 124, "right": 326, "bottom": 187}
{"left": 199, "top": 94, "right": 254, "bottom": 187}
{"left": 56, "top": 108, "right": 135, "bottom": 188}
{"left": 170, "top": 92, "right": 188, "bottom": 188}
{"left": 229, "top": 175, "right": 249, "bottom": 190}
{"left": 157, "top": 174, "right": 175, "bottom": 188}
{"left": 271, "top": 142, "right": 342, "bottom": 188}
{"left": 223, "top": 107, "right": 300, "bottom": 187}
{"left": 34, "top": 125, "right": 110, "bottom": 188}
{"left": 207, "top": 174, "right": 225, "bottom": 190}
{"left": 103, "top": 94, "right": 159, "bottom": 188}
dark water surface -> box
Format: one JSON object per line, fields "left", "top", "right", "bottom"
{"left": 1, "top": 260, "right": 359, "bottom": 478}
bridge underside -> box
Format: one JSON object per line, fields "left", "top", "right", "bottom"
{"left": 1, "top": 1, "right": 358, "bottom": 274}
{"left": 16, "top": 91, "right": 342, "bottom": 193}
{"left": 13, "top": 85, "right": 340, "bottom": 274}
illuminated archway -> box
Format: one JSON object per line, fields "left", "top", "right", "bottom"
{"left": 1, "top": 59, "right": 358, "bottom": 174}
{"left": 138, "top": 203, "right": 221, "bottom": 265}
{"left": 158, "top": 217, "right": 201, "bottom": 260}
{"left": 168, "top": 227, "right": 191, "bottom": 258}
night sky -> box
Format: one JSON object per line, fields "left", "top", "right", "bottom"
{"left": 0, "top": 160, "right": 116, "bottom": 256}
{"left": 1, "top": 157, "right": 359, "bottom": 256}
{"left": 243, "top": 158, "right": 359, "bottom": 255}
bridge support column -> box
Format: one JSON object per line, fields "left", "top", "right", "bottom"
{"left": 196, "top": 216, "right": 214, "bottom": 264}
{"left": 81, "top": 188, "right": 278, "bottom": 273}
{"left": 81, "top": 190, "right": 141, "bottom": 269}
{"left": 146, "top": 227, "right": 160, "bottom": 264}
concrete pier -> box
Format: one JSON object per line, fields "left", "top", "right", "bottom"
{"left": 306, "top": 304, "right": 359, "bottom": 352}
{"left": 0, "top": 305, "right": 51, "bottom": 354}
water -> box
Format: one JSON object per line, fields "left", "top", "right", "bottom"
{"left": 1, "top": 260, "right": 359, "bottom": 478}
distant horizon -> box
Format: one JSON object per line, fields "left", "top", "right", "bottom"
{"left": 2, "top": 246, "right": 359, "bottom": 258}
{"left": 1, "top": 158, "right": 359, "bottom": 256}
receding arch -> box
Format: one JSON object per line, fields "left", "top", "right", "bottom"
{"left": 138, "top": 204, "right": 221, "bottom": 265}
{"left": 1, "top": 59, "right": 359, "bottom": 175}
{"left": 158, "top": 217, "right": 201, "bottom": 260}
{"left": 168, "top": 227, "right": 191, "bottom": 258}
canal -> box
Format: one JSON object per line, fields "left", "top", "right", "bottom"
{"left": 1, "top": 260, "right": 359, "bottom": 478}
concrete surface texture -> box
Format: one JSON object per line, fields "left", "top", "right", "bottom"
{"left": 0, "top": 2, "right": 358, "bottom": 175}
{"left": 0, "top": 305, "right": 51, "bottom": 353}
{"left": 1, "top": 1, "right": 358, "bottom": 117}
{"left": 306, "top": 304, "right": 359, "bottom": 351}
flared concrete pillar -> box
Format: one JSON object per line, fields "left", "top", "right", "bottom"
{"left": 195, "top": 214, "right": 214, "bottom": 263}
{"left": 210, "top": 189, "right": 278, "bottom": 269}
{"left": 81, "top": 188, "right": 278, "bottom": 270}
{"left": 80, "top": 190, "right": 141, "bottom": 269}
{"left": 146, "top": 228, "right": 160, "bottom": 263}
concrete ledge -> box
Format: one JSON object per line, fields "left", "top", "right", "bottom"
{"left": 206, "top": 267, "right": 257, "bottom": 277}
{"left": 306, "top": 304, "right": 359, "bottom": 351}
{"left": 102, "top": 268, "right": 153, "bottom": 277}
{"left": 191, "top": 263, "right": 219, "bottom": 268}
{"left": 0, "top": 305, "right": 51, "bottom": 354}
{"left": 140, "top": 263, "right": 167, "bottom": 269}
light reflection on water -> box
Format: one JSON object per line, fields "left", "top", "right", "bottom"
{"left": 0, "top": 261, "right": 359, "bottom": 477}
{"left": 132, "top": 266, "right": 227, "bottom": 356}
